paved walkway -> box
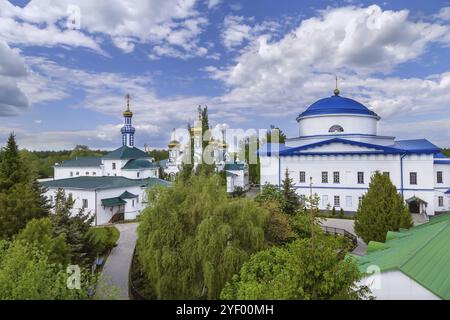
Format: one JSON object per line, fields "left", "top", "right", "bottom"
{"left": 320, "top": 218, "right": 367, "bottom": 256}
{"left": 97, "top": 222, "right": 138, "bottom": 300}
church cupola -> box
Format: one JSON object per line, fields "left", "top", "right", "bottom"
{"left": 121, "top": 94, "right": 136, "bottom": 147}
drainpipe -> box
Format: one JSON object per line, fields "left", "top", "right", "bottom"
{"left": 400, "top": 153, "right": 407, "bottom": 198}
{"left": 94, "top": 190, "right": 98, "bottom": 226}
{"left": 278, "top": 156, "right": 281, "bottom": 189}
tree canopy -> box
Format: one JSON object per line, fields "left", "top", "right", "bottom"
{"left": 355, "top": 172, "right": 412, "bottom": 243}
{"left": 220, "top": 236, "right": 369, "bottom": 300}
{"left": 136, "top": 174, "right": 267, "bottom": 299}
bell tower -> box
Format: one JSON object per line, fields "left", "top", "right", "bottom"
{"left": 121, "top": 94, "right": 136, "bottom": 147}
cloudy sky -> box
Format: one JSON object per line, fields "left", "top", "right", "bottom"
{"left": 1, "top": 0, "right": 450, "bottom": 150}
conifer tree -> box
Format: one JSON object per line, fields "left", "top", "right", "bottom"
{"left": 0, "top": 133, "right": 28, "bottom": 192}
{"left": 354, "top": 172, "right": 413, "bottom": 243}
{"left": 281, "top": 168, "right": 300, "bottom": 215}
{"left": 0, "top": 133, "right": 49, "bottom": 239}
{"left": 50, "top": 189, "right": 94, "bottom": 265}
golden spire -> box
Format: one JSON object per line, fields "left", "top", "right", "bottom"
{"left": 334, "top": 76, "right": 340, "bottom": 96}
{"left": 123, "top": 93, "right": 133, "bottom": 117}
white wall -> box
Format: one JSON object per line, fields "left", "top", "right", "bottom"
{"left": 54, "top": 166, "right": 103, "bottom": 179}
{"left": 45, "top": 185, "right": 148, "bottom": 226}
{"left": 298, "top": 114, "right": 378, "bottom": 137}
{"left": 360, "top": 270, "right": 440, "bottom": 300}
{"left": 261, "top": 152, "right": 438, "bottom": 215}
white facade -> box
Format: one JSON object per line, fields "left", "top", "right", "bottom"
{"left": 42, "top": 97, "right": 169, "bottom": 225}
{"left": 360, "top": 271, "right": 440, "bottom": 300}
{"left": 226, "top": 163, "right": 250, "bottom": 193}
{"left": 260, "top": 91, "right": 450, "bottom": 216}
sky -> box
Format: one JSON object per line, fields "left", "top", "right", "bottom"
{"left": 1, "top": 0, "right": 450, "bottom": 150}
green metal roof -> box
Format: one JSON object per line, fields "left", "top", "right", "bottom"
{"left": 41, "top": 176, "right": 166, "bottom": 190}
{"left": 119, "top": 191, "right": 138, "bottom": 199}
{"left": 55, "top": 157, "right": 102, "bottom": 167}
{"left": 224, "top": 163, "right": 246, "bottom": 171}
{"left": 103, "top": 146, "right": 150, "bottom": 160}
{"left": 101, "top": 197, "right": 126, "bottom": 207}
{"left": 122, "top": 159, "right": 158, "bottom": 170}
{"left": 352, "top": 213, "right": 450, "bottom": 299}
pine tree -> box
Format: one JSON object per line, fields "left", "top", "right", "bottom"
{"left": 354, "top": 172, "right": 413, "bottom": 243}
{"left": 281, "top": 169, "right": 300, "bottom": 215}
{"left": 0, "top": 133, "right": 49, "bottom": 239}
{"left": 50, "top": 189, "right": 94, "bottom": 265}
{"left": 0, "top": 133, "right": 28, "bottom": 192}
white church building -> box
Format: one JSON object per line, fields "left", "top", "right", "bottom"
{"left": 42, "top": 96, "right": 170, "bottom": 225}
{"left": 259, "top": 86, "right": 450, "bottom": 217}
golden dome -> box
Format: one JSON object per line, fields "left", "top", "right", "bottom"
{"left": 168, "top": 140, "right": 180, "bottom": 148}
{"left": 123, "top": 94, "right": 133, "bottom": 117}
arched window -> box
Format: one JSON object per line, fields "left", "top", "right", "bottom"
{"left": 328, "top": 125, "right": 344, "bottom": 133}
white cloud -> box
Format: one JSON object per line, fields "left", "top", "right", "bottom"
{"left": 436, "top": 6, "right": 450, "bottom": 20}
{"left": 222, "top": 15, "right": 252, "bottom": 50}
{"left": 0, "top": 0, "right": 208, "bottom": 58}
{"left": 0, "top": 41, "right": 29, "bottom": 116}
{"left": 207, "top": 0, "right": 221, "bottom": 9}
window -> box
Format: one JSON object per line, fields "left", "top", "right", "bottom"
{"left": 357, "top": 172, "right": 364, "bottom": 184}
{"left": 334, "top": 196, "right": 340, "bottom": 207}
{"left": 92, "top": 172, "right": 96, "bottom": 176}
{"left": 438, "top": 196, "right": 444, "bottom": 207}
{"left": 328, "top": 125, "right": 344, "bottom": 133}
{"left": 346, "top": 196, "right": 352, "bottom": 208}
{"left": 76, "top": 172, "right": 79, "bottom": 176}
{"left": 322, "top": 172, "right": 328, "bottom": 183}
{"left": 70, "top": 172, "right": 73, "bottom": 177}
{"left": 333, "top": 172, "right": 340, "bottom": 184}
{"left": 112, "top": 163, "right": 116, "bottom": 170}
{"left": 137, "top": 196, "right": 139, "bottom": 204}
{"left": 132, "top": 200, "right": 135, "bottom": 207}
{"left": 410, "top": 172, "right": 417, "bottom": 185}
{"left": 86, "top": 172, "right": 89, "bottom": 176}
{"left": 437, "top": 171, "right": 443, "bottom": 184}
{"left": 137, "top": 172, "right": 141, "bottom": 178}
{"left": 82, "top": 199, "right": 88, "bottom": 209}
{"left": 358, "top": 196, "right": 363, "bottom": 207}
{"left": 322, "top": 195, "right": 329, "bottom": 207}
{"left": 299, "top": 171, "right": 306, "bottom": 183}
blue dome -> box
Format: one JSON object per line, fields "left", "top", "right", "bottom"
{"left": 297, "top": 95, "right": 379, "bottom": 120}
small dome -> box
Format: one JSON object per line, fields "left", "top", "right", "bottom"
{"left": 297, "top": 95, "right": 379, "bottom": 120}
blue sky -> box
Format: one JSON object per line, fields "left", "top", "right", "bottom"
{"left": 1, "top": 0, "right": 450, "bottom": 150}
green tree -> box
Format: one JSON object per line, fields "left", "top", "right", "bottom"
{"left": 220, "top": 236, "right": 370, "bottom": 300}
{"left": 0, "top": 239, "right": 93, "bottom": 300}
{"left": 136, "top": 174, "right": 267, "bottom": 299}
{"left": 255, "top": 183, "right": 285, "bottom": 209}
{"left": 281, "top": 169, "right": 300, "bottom": 215}
{"left": 0, "top": 133, "right": 28, "bottom": 191}
{"left": 354, "top": 172, "right": 413, "bottom": 243}
{"left": 16, "top": 218, "right": 71, "bottom": 265}
{"left": 263, "top": 201, "right": 294, "bottom": 246}
{"left": 0, "top": 133, "right": 49, "bottom": 239}
{"left": 50, "top": 189, "right": 95, "bottom": 265}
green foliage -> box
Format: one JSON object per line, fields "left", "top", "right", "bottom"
{"left": 255, "top": 183, "right": 285, "bottom": 209}
{"left": 0, "top": 133, "right": 49, "bottom": 239}
{"left": 0, "top": 239, "right": 94, "bottom": 299}
{"left": 332, "top": 207, "right": 337, "bottom": 216}
{"left": 19, "top": 145, "right": 108, "bottom": 179}
{"left": 16, "top": 218, "right": 71, "bottom": 265}
{"left": 339, "top": 208, "right": 345, "bottom": 218}
{"left": 86, "top": 227, "right": 120, "bottom": 256}
{"left": 441, "top": 148, "right": 450, "bottom": 157}
{"left": 136, "top": 174, "right": 267, "bottom": 299}
{"left": 220, "top": 236, "right": 370, "bottom": 300}
{"left": 281, "top": 169, "right": 300, "bottom": 215}
{"left": 263, "top": 201, "right": 294, "bottom": 246}
{"left": 354, "top": 172, "right": 413, "bottom": 243}
{"left": 50, "top": 189, "right": 95, "bottom": 265}
{"left": 291, "top": 194, "right": 322, "bottom": 239}
{"left": 231, "top": 186, "right": 245, "bottom": 198}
